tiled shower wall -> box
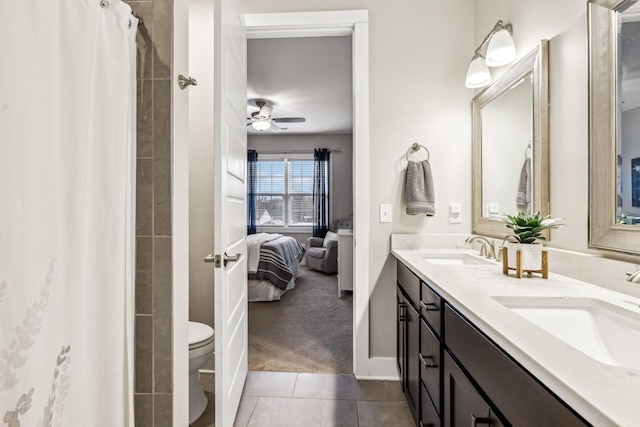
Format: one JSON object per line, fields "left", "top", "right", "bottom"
{"left": 125, "top": 1, "right": 174, "bottom": 426}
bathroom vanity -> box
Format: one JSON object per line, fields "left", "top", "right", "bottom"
{"left": 393, "top": 243, "right": 640, "bottom": 427}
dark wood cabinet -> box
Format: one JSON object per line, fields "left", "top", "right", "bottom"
{"left": 398, "top": 262, "right": 442, "bottom": 426}
{"left": 421, "top": 381, "right": 441, "bottom": 427}
{"left": 397, "top": 260, "right": 592, "bottom": 427}
{"left": 397, "top": 263, "right": 421, "bottom": 423}
{"left": 420, "top": 319, "right": 441, "bottom": 413}
{"left": 397, "top": 287, "right": 406, "bottom": 388}
{"left": 445, "top": 304, "right": 590, "bottom": 427}
{"left": 443, "top": 352, "right": 504, "bottom": 427}
{"left": 406, "top": 301, "right": 420, "bottom": 418}
{"left": 420, "top": 282, "right": 442, "bottom": 336}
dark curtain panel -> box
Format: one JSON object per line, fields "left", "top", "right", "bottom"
{"left": 247, "top": 150, "right": 258, "bottom": 235}
{"left": 313, "top": 148, "right": 331, "bottom": 238}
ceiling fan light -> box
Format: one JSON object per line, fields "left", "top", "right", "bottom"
{"left": 486, "top": 28, "right": 516, "bottom": 67}
{"left": 252, "top": 120, "right": 271, "bottom": 131}
{"left": 465, "top": 56, "right": 491, "bottom": 89}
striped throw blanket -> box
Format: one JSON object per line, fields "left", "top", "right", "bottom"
{"left": 248, "top": 235, "right": 305, "bottom": 290}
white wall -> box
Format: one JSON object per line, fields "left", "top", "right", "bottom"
{"left": 248, "top": 133, "right": 353, "bottom": 246}
{"left": 243, "top": 0, "right": 475, "bottom": 357}
{"left": 475, "top": 0, "right": 589, "bottom": 251}
{"left": 188, "top": 0, "right": 215, "bottom": 330}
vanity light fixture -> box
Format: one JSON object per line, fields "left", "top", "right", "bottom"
{"left": 465, "top": 20, "right": 516, "bottom": 89}
{"left": 251, "top": 120, "right": 271, "bottom": 131}
{"left": 465, "top": 53, "right": 492, "bottom": 89}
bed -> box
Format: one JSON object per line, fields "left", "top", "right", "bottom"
{"left": 247, "top": 233, "right": 305, "bottom": 302}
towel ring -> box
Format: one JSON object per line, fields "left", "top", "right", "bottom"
{"left": 405, "top": 143, "right": 430, "bottom": 162}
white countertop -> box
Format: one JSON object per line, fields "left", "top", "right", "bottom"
{"left": 392, "top": 247, "right": 640, "bottom": 427}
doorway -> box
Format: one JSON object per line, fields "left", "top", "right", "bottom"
{"left": 246, "top": 34, "right": 354, "bottom": 374}
{"left": 172, "top": 7, "right": 371, "bottom": 426}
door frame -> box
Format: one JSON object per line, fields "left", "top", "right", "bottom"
{"left": 245, "top": 10, "right": 371, "bottom": 378}
{"left": 173, "top": 0, "right": 190, "bottom": 425}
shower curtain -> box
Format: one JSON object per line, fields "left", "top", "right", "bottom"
{"left": 0, "top": 1, "right": 137, "bottom": 426}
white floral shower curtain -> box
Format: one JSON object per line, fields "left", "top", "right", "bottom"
{"left": 0, "top": 1, "right": 137, "bottom": 426}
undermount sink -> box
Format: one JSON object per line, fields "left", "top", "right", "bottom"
{"left": 493, "top": 296, "right": 640, "bottom": 369}
{"left": 420, "top": 251, "right": 496, "bottom": 266}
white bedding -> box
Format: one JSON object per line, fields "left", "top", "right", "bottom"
{"left": 248, "top": 258, "right": 300, "bottom": 302}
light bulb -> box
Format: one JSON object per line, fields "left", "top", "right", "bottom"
{"left": 486, "top": 28, "right": 516, "bottom": 67}
{"left": 465, "top": 56, "right": 491, "bottom": 89}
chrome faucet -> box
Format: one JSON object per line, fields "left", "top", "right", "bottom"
{"left": 626, "top": 270, "right": 640, "bottom": 284}
{"left": 465, "top": 235, "right": 497, "bottom": 259}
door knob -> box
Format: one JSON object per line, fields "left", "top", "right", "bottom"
{"left": 223, "top": 252, "right": 242, "bottom": 267}
{"left": 204, "top": 253, "right": 242, "bottom": 268}
{"left": 178, "top": 74, "right": 198, "bottom": 90}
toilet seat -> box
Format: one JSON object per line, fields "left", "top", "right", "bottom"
{"left": 189, "top": 321, "right": 214, "bottom": 350}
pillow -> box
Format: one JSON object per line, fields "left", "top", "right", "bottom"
{"left": 323, "top": 231, "right": 339, "bottom": 248}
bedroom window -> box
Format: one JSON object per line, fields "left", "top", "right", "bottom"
{"left": 256, "top": 156, "right": 321, "bottom": 228}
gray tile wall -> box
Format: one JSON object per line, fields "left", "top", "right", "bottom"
{"left": 125, "top": 1, "right": 174, "bottom": 425}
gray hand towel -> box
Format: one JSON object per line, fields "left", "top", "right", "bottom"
{"left": 405, "top": 160, "right": 435, "bottom": 216}
{"left": 516, "top": 157, "right": 531, "bottom": 214}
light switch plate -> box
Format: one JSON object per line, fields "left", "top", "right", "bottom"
{"left": 380, "top": 204, "right": 392, "bottom": 223}
{"left": 449, "top": 203, "right": 462, "bottom": 224}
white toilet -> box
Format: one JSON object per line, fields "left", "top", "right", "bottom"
{"left": 189, "top": 321, "right": 215, "bottom": 424}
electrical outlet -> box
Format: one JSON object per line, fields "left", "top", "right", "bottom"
{"left": 487, "top": 202, "right": 500, "bottom": 215}
{"left": 380, "top": 204, "right": 392, "bottom": 223}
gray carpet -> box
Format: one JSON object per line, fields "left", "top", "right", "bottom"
{"left": 248, "top": 266, "right": 353, "bottom": 373}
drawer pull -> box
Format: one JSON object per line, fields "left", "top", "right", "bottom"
{"left": 420, "top": 301, "right": 439, "bottom": 311}
{"left": 471, "top": 414, "right": 491, "bottom": 426}
{"left": 399, "top": 315, "right": 408, "bottom": 322}
{"left": 419, "top": 352, "right": 437, "bottom": 368}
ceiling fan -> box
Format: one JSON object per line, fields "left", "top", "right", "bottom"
{"left": 247, "top": 100, "right": 306, "bottom": 132}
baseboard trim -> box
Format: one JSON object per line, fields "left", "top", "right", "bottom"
{"left": 354, "top": 357, "right": 399, "bottom": 381}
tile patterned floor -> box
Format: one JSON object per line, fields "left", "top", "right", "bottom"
{"left": 192, "top": 371, "right": 413, "bottom": 427}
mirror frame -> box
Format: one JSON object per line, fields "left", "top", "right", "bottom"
{"left": 472, "top": 41, "right": 550, "bottom": 239}
{"left": 589, "top": 0, "right": 640, "bottom": 254}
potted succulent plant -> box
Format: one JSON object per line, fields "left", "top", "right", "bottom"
{"left": 502, "top": 211, "right": 564, "bottom": 271}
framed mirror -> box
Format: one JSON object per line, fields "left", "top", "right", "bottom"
{"left": 589, "top": 0, "right": 640, "bottom": 254}
{"left": 472, "top": 41, "right": 550, "bottom": 239}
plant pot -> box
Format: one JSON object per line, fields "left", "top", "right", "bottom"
{"left": 507, "top": 242, "right": 543, "bottom": 270}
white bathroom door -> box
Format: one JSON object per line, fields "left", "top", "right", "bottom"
{"left": 212, "top": 0, "right": 248, "bottom": 425}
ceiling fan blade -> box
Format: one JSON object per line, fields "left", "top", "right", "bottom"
{"left": 272, "top": 117, "right": 305, "bottom": 123}
{"left": 270, "top": 122, "right": 288, "bottom": 131}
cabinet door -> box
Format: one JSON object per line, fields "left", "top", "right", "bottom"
{"left": 444, "top": 305, "right": 589, "bottom": 427}
{"left": 420, "top": 319, "right": 441, "bottom": 412}
{"left": 421, "top": 282, "right": 442, "bottom": 337}
{"left": 406, "top": 301, "right": 420, "bottom": 422}
{"left": 444, "top": 353, "right": 504, "bottom": 427}
{"left": 397, "top": 287, "right": 406, "bottom": 387}
{"left": 422, "top": 381, "right": 441, "bottom": 427}
{"left": 398, "top": 261, "right": 421, "bottom": 307}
